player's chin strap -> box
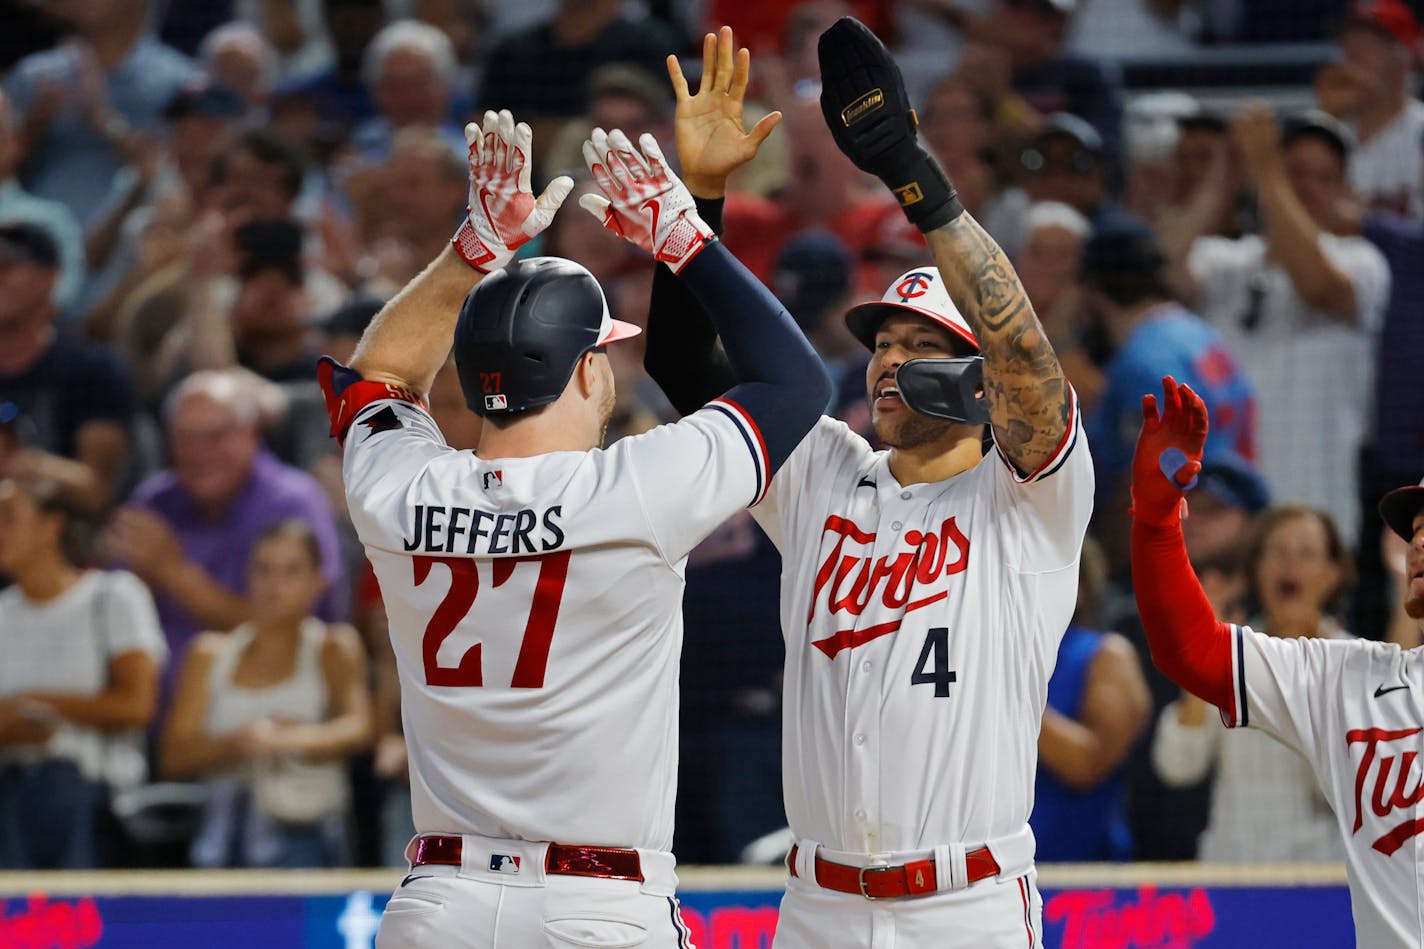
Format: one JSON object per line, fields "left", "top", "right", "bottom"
{"left": 896, "top": 357, "right": 990, "bottom": 425}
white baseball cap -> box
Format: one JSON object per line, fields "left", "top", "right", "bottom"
{"left": 844, "top": 267, "right": 980, "bottom": 354}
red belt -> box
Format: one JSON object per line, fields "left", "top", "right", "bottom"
{"left": 787, "top": 844, "right": 1000, "bottom": 900}
{"left": 407, "top": 835, "right": 644, "bottom": 882}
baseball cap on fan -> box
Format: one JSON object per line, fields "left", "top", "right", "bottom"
{"left": 1342, "top": 0, "right": 1422, "bottom": 49}
{"left": 1380, "top": 478, "right": 1424, "bottom": 542}
{"left": 843, "top": 268, "right": 980, "bottom": 354}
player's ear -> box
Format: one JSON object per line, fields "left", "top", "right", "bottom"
{"left": 575, "top": 351, "right": 599, "bottom": 400}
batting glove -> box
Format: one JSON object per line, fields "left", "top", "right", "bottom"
{"left": 579, "top": 128, "right": 715, "bottom": 274}
{"left": 816, "top": 17, "right": 963, "bottom": 233}
{"left": 1131, "top": 375, "right": 1209, "bottom": 527}
{"left": 452, "top": 109, "right": 574, "bottom": 273}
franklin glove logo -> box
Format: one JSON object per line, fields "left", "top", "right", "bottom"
{"left": 840, "top": 88, "right": 885, "bottom": 126}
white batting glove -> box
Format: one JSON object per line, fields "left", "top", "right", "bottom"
{"left": 579, "top": 128, "right": 715, "bottom": 274}
{"left": 452, "top": 109, "right": 574, "bottom": 273}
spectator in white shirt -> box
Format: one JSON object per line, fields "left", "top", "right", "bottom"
{"left": 1315, "top": 0, "right": 1424, "bottom": 220}
{"left": 1176, "top": 106, "right": 1390, "bottom": 547}
{"left": 0, "top": 473, "right": 166, "bottom": 869}
{"left": 1152, "top": 505, "right": 1356, "bottom": 862}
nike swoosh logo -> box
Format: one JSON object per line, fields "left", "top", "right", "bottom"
{"left": 857, "top": 477, "right": 876, "bottom": 489}
{"left": 1375, "top": 683, "right": 1409, "bottom": 698}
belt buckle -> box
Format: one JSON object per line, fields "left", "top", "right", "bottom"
{"left": 858, "top": 864, "right": 887, "bottom": 901}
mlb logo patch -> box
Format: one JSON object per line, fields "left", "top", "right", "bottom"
{"left": 485, "top": 393, "right": 508, "bottom": 411}
{"left": 482, "top": 470, "right": 503, "bottom": 490}
{"left": 490, "top": 854, "right": 521, "bottom": 874}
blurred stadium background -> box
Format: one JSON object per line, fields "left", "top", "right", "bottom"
{"left": 0, "top": 0, "right": 1421, "bottom": 945}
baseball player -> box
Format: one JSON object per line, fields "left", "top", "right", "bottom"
{"left": 1134, "top": 376, "right": 1424, "bottom": 948}
{"left": 646, "top": 24, "right": 1091, "bottom": 947}
{"left": 319, "top": 109, "right": 830, "bottom": 946}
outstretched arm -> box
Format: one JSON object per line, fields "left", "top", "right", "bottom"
{"left": 1130, "top": 376, "right": 1234, "bottom": 711}
{"left": 645, "top": 28, "right": 781, "bottom": 417}
{"left": 926, "top": 221, "right": 1069, "bottom": 472}
{"left": 1233, "top": 104, "right": 1358, "bottom": 320}
{"left": 581, "top": 125, "right": 828, "bottom": 472}
{"left": 348, "top": 111, "right": 572, "bottom": 396}
{"left": 816, "top": 17, "right": 1068, "bottom": 473}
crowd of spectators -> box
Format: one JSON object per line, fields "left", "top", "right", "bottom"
{"left": 0, "top": 0, "right": 1421, "bottom": 869}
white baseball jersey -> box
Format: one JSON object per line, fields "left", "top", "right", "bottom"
{"left": 1222, "top": 626, "right": 1424, "bottom": 948}
{"left": 1349, "top": 99, "right": 1424, "bottom": 221}
{"left": 752, "top": 399, "right": 1092, "bottom": 860}
{"left": 340, "top": 393, "right": 770, "bottom": 852}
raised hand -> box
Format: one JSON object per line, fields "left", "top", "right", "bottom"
{"left": 667, "top": 26, "right": 782, "bottom": 198}
{"left": 452, "top": 109, "right": 574, "bottom": 273}
{"left": 579, "top": 127, "right": 715, "bottom": 273}
{"left": 816, "top": 17, "right": 962, "bottom": 232}
{"left": 1131, "top": 376, "right": 1209, "bottom": 526}
{"left": 1230, "top": 101, "right": 1282, "bottom": 184}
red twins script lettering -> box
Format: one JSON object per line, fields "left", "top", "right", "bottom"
{"left": 808, "top": 515, "right": 969, "bottom": 658}
{"left": 1347, "top": 727, "right": 1424, "bottom": 855}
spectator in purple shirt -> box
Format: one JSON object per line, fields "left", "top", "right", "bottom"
{"left": 105, "top": 369, "right": 345, "bottom": 706}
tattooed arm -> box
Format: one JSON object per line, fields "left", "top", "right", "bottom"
{"left": 926, "top": 216, "right": 1070, "bottom": 474}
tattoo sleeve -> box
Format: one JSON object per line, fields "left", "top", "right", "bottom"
{"left": 926, "top": 214, "right": 1071, "bottom": 474}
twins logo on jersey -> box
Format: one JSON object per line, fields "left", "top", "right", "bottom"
{"left": 489, "top": 854, "right": 521, "bottom": 874}
{"left": 807, "top": 514, "right": 970, "bottom": 658}
{"left": 1347, "top": 726, "right": 1424, "bottom": 855}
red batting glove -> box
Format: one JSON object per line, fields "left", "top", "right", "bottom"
{"left": 578, "top": 127, "right": 715, "bottom": 273}
{"left": 452, "top": 109, "right": 573, "bottom": 273}
{"left": 1130, "top": 375, "right": 1208, "bottom": 526}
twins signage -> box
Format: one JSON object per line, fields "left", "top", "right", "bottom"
{"left": 0, "top": 884, "right": 1354, "bottom": 948}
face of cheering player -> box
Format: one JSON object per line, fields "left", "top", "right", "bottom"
{"left": 867, "top": 314, "right": 979, "bottom": 450}
{"left": 1405, "top": 511, "right": 1424, "bottom": 621}
{"left": 247, "top": 526, "right": 326, "bottom": 628}
{"left": 1251, "top": 509, "right": 1346, "bottom": 635}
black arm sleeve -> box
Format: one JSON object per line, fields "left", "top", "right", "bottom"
{"left": 674, "top": 240, "right": 831, "bottom": 476}
{"left": 644, "top": 196, "right": 737, "bottom": 417}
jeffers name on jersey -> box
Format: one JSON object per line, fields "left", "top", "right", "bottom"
{"left": 401, "top": 503, "right": 566, "bottom": 555}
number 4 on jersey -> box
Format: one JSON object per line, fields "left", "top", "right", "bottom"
{"left": 911, "top": 627, "right": 957, "bottom": 698}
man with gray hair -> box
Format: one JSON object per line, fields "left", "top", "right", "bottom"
{"left": 109, "top": 369, "right": 345, "bottom": 706}
{"left": 354, "top": 19, "right": 464, "bottom": 159}
{"left": 198, "top": 22, "right": 278, "bottom": 113}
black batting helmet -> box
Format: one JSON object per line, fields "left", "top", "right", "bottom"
{"left": 453, "top": 257, "right": 641, "bottom": 417}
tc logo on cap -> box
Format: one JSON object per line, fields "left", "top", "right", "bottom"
{"left": 895, "top": 271, "right": 935, "bottom": 301}
{"left": 484, "top": 394, "right": 508, "bottom": 411}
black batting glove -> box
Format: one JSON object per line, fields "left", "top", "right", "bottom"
{"left": 817, "top": 17, "right": 964, "bottom": 233}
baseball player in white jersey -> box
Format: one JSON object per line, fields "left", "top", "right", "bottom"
{"left": 644, "top": 24, "right": 1091, "bottom": 947}
{"left": 319, "top": 108, "right": 830, "bottom": 946}
{"left": 1134, "top": 376, "right": 1424, "bottom": 948}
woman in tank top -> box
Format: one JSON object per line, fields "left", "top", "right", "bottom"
{"left": 160, "top": 519, "right": 371, "bottom": 867}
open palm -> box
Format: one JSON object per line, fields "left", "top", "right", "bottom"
{"left": 667, "top": 26, "right": 781, "bottom": 197}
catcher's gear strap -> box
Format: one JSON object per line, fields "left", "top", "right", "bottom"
{"left": 676, "top": 241, "right": 831, "bottom": 478}
{"left": 1131, "top": 518, "right": 1234, "bottom": 712}
{"left": 817, "top": 17, "right": 963, "bottom": 232}
{"left": 645, "top": 195, "right": 736, "bottom": 417}
{"left": 318, "top": 356, "right": 427, "bottom": 446}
